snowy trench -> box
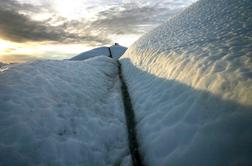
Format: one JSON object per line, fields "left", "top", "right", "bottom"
{"left": 0, "top": 57, "right": 133, "bottom": 165}
{"left": 1, "top": 0, "right": 252, "bottom": 165}
{"left": 118, "top": 62, "right": 144, "bottom": 166}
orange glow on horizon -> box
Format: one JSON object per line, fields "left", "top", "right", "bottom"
{"left": 0, "top": 39, "right": 16, "bottom": 53}
{"left": 0, "top": 38, "right": 93, "bottom": 63}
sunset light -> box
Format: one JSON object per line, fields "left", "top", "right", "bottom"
{"left": 0, "top": 39, "right": 15, "bottom": 53}
{"left": 0, "top": 0, "right": 196, "bottom": 63}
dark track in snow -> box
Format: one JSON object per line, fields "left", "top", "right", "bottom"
{"left": 108, "top": 47, "right": 112, "bottom": 58}
{"left": 117, "top": 61, "right": 144, "bottom": 166}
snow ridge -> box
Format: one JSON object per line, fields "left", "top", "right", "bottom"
{"left": 120, "top": 0, "right": 252, "bottom": 165}
{"left": 70, "top": 44, "right": 127, "bottom": 61}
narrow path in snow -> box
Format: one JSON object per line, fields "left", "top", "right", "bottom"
{"left": 117, "top": 61, "right": 144, "bottom": 166}
{"left": 108, "top": 47, "right": 112, "bottom": 58}
{"left": 107, "top": 47, "right": 144, "bottom": 165}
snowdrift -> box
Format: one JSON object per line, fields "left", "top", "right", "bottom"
{"left": 0, "top": 57, "right": 131, "bottom": 165}
{"left": 70, "top": 44, "right": 127, "bottom": 61}
{"left": 120, "top": 0, "right": 252, "bottom": 165}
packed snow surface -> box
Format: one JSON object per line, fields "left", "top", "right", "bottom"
{"left": 120, "top": 0, "right": 252, "bottom": 165}
{"left": 0, "top": 56, "right": 131, "bottom": 165}
{"left": 70, "top": 44, "right": 127, "bottom": 61}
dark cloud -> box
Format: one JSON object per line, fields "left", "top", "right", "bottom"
{"left": 90, "top": 4, "right": 180, "bottom": 35}
{"left": 0, "top": 0, "right": 42, "bottom": 12}
{"left": 0, "top": 9, "right": 60, "bottom": 42}
{"left": 0, "top": 0, "right": 110, "bottom": 45}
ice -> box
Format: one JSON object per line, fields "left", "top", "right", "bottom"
{"left": 70, "top": 44, "right": 127, "bottom": 61}
{"left": 0, "top": 56, "right": 131, "bottom": 165}
{"left": 120, "top": 0, "right": 252, "bottom": 165}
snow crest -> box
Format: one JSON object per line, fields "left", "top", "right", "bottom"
{"left": 0, "top": 56, "right": 130, "bottom": 165}
{"left": 70, "top": 45, "right": 127, "bottom": 61}
{"left": 120, "top": 0, "right": 252, "bottom": 165}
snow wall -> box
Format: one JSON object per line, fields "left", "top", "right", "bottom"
{"left": 0, "top": 57, "right": 131, "bottom": 165}
{"left": 120, "top": 0, "right": 252, "bottom": 165}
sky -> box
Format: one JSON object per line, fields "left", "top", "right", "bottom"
{"left": 0, "top": 0, "right": 196, "bottom": 63}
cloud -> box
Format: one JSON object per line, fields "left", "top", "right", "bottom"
{"left": 91, "top": 4, "right": 180, "bottom": 35}
{"left": 0, "top": 0, "right": 42, "bottom": 12}
{"left": 0, "top": 0, "right": 192, "bottom": 46}
{"left": 0, "top": 0, "right": 110, "bottom": 45}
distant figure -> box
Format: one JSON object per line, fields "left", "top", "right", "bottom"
{"left": 70, "top": 43, "right": 127, "bottom": 61}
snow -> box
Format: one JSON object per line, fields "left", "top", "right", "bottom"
{"left": 110, "top": 45, "right": 127, "bottom": 59}
{"left": 70, "top": 44, "right": 127, "bottom": 61}
{"left": 0, "top": 56, "right": 131, "bottom": 165}
{"left": 0, "top": 63, "right": 8, "bottom": 72}
{"left": 120, "top": 0, "right": 252, "bottom": 165}
{"left": 70, "top": 47, "right": 110, "bottom": 60}
{"left": 1, "top": 0, "right": 252, "bottom": 165}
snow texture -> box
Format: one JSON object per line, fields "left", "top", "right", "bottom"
{"left": 0, "top": 63, "right": 8, "bottom": 72}
{"left": 70, "top": 44, "right": 127, "bottom": 61}
{"left": 120, "top": 0, "right": 252, "bottom": 165}
{"left": 0, "top": 56, "right": 131, "bottom": 165}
